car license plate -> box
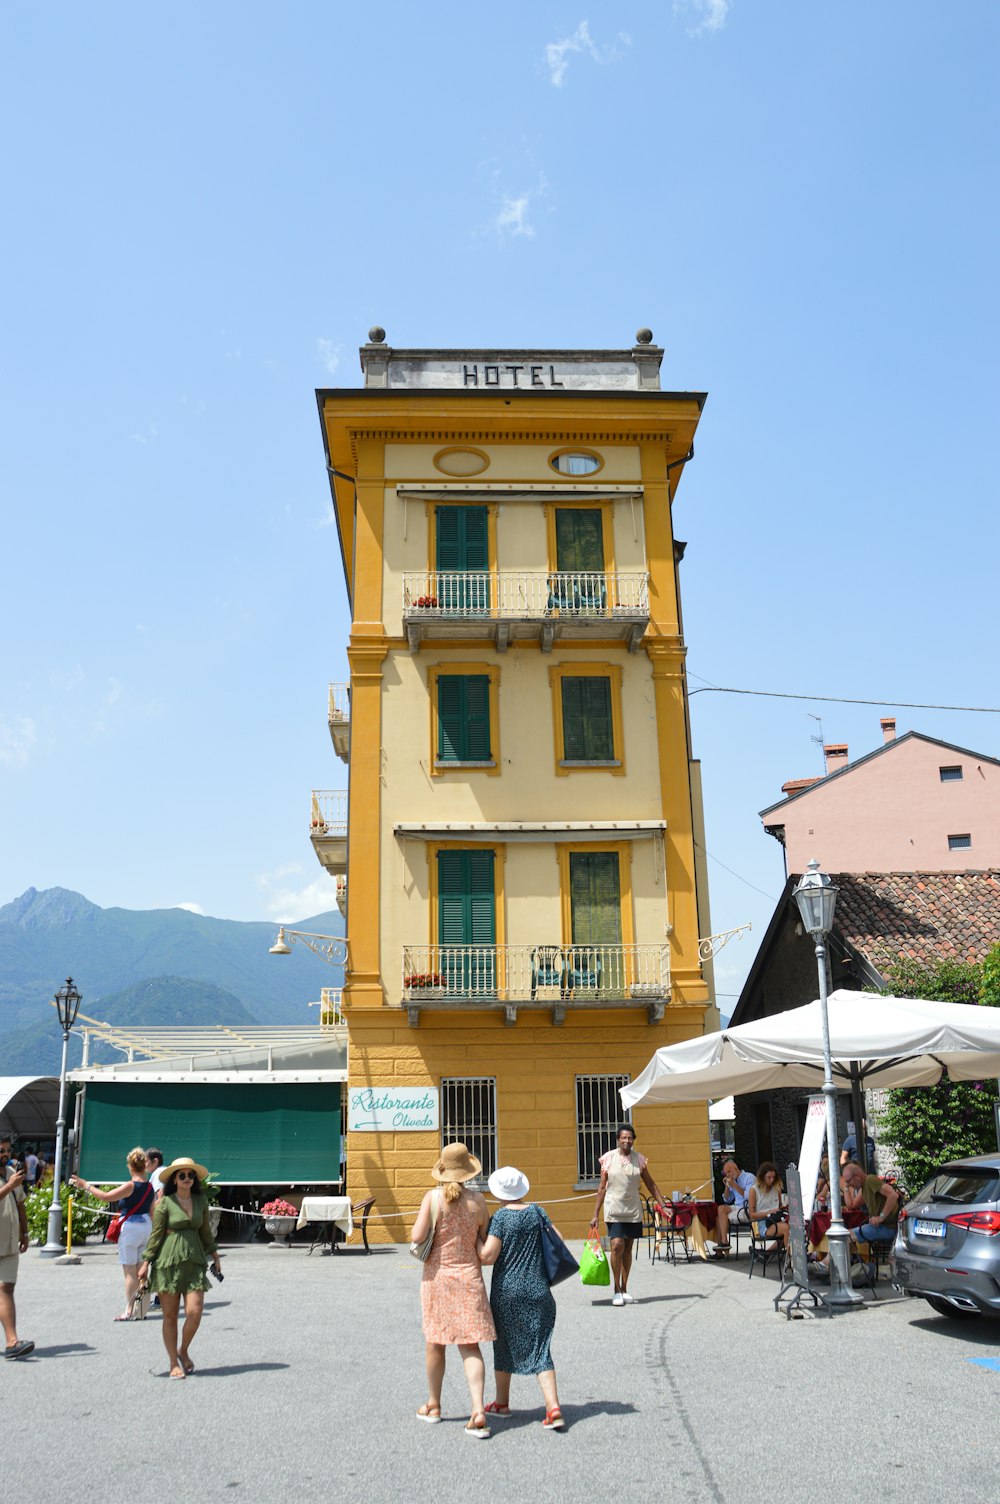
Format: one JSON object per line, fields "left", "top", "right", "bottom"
{"left": 914, "top": 1218, "right": 945, "bottom": 1238}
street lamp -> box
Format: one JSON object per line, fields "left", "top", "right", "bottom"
{"left": 791, "top": 861, "right": 862, "bottom": 1311}
{"left": 40, "top": 977, "right": 82, "bottom": 1259}
{"left": 269, "top": 927, "right": 348, "bottom": 966}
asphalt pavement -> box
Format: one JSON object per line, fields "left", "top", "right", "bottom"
{"left": 6, "top": 1236, "right": 1000, "bottom": 1503}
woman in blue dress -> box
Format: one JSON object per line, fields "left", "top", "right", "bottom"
{"left": 478, "top": 1166, "right": 565, "bottom": 1430}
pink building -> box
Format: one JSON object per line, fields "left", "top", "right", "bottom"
{"left": 760, "top": 721, "right": 1000, "bottom": 875}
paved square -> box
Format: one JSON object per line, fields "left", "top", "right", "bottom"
{"left": 6, "top": 1239, "right": 1000, "bottom": 1503}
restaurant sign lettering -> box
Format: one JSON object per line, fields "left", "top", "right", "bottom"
{"left": 348, "top": 1086, "right": 440, "bottom": 1132}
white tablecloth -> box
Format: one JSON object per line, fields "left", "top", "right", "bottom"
{"left": 296, "top": 1196, "right": 353, "bottom": 1237}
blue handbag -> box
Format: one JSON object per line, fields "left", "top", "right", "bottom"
{"left": 537, "top": 1207, "right": 579, "bottom": 1287}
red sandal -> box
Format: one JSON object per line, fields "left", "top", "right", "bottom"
{"left": 484, "top": 1402, "right": 511, "bottom": 1416}
{"left": 542, "top": 1407, "right": 565, "bottom": 1430}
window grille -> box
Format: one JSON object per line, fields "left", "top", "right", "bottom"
{"left": 576, "top": 1074, "right": 631, "bottom": 1184}
{"left": 939, "top": 766, "right": 963, "bottom": 782}
{"left": 441, "top": 1077, "right": 497, "bottom": 1183}
{"left": 948, "top": 833, "right": 972, "bottom": 850}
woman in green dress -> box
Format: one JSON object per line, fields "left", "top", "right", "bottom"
{"left": 137, "top": 1157, "right": 221, "bottom": 1379}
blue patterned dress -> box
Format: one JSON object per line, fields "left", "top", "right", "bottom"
{"left": 487, "top": 1204, "right": 556, "bottom": 1375}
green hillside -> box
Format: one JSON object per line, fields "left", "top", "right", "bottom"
{"left": 0, "top": 888, "right": 345, "bottom": 1073}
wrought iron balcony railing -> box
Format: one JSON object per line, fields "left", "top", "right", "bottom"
{"left": 401, "top": 571, "right": 649, "bottom": 651}
{"left": 401, "top": 943, "right": 670, "bottom": 1024}
{"left": 310, "top": 790, "right": 348, "bottom": 836}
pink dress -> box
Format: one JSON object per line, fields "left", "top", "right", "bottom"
{"left": 420, "top": 1191, "right": 496, "bottom": 1345}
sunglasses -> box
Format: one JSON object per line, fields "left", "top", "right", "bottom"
{"left": 176, "top": 1171, "right": 196, "bottom": 1180}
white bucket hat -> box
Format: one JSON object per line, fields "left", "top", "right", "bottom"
{"left": 488, "top": 1165, "right": 530, "bottom": 1202}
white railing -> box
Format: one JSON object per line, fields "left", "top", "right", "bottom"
{"left": 402, "top": 571, "right": 649, "bottom": 620}
{"left": 335, "top": 875, "right": 347, "bottom": 916}
{"left": 401, "top": 944, "right": 670, "bottom": 1002}
{"left": 328, "top": 683, "right": 350, "bottom": 722}
{"left": 310, "top": 790, "right": 348, "bottom": 835}
{"left": 319, "top": 987, "right": 345, "bottom": 1027}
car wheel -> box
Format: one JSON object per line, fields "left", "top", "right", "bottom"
{"left": 925, "top": 1294, "right": 979, "bottom": 1320}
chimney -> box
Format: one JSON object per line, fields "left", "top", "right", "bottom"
{"left": 881, "top": 717, "right": 896, "bottom": 744}
{"left": 824, "top": 743, "right": 849, "bottom": 775}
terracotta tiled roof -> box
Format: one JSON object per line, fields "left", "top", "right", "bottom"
{"left": 828, "top": 870, "right": 1000, "bottom": 972}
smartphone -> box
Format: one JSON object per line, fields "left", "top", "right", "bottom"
{"left": 212, "top": 1267, "right": 225, "bottom": 1283}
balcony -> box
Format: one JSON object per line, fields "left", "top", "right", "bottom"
{"left": 319, "top": 988, "right": 345, "bottom": 1027}
{"left": 328, "top": 683, "right": 350, "bottom": 763}
{"left": 335, "top": 874, "right": 347, "bottom": 918}
{"left": 309, "top": 790, "right": 348, "bottom": 875}
{"left": 400, "top": 943, "right": 670, "bottom": 1026}
{"left": 402, "top": 571, "right": 650, "bottom": 653}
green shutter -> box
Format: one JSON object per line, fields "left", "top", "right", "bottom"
{"left": 436, "top": 506, "right": 464, "bottom": 569}
{"left": 437, "top": 850, "right": 496, "bottom": 944}
{"left": 561, "top": 676, "right": 614, "bottom": 761}
{"left": 569, "top": 852, "right": 622, "bottom": 944}
{"left": 438, "top": 675, "right": 465, "bottom": 762}
{"left": 463, "top": 507, "right": 489, "bottom": 570}
{"left": 437, "top": 675, "right": 491, "bottom": 763}
{"left": 79, "top": 1082, "right": 341, "bottom": 1185}
{"left": 555, "top": 509, "right": 604, "bottom": 572}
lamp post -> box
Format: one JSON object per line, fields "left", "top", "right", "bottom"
{"left": 40, "top": 977, "right": 82, "bottom": 1258}
{"left": 791, "top": 862, "right": 862, "bottom": 1310}
{"left": 269, "top": 927, "right": 347, "bottom": 966}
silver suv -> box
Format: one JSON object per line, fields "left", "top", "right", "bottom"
{"left": 894, "top": 1153, "right": 1000, "bottom": 1319}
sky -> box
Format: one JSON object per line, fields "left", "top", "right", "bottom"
{"left": 2, "top": 3, "right": 998, "bottom": 1009}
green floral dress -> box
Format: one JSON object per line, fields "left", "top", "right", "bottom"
{"left": 141, "top": 1193, "right": 217, "bottom": 1294}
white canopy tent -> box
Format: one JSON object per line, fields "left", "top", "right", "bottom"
{"left": 621, "top": 991, "right": 1000, "bottom": 1109}
{"left": 0, "top": 1077, "right": 60, "bottom": 1140}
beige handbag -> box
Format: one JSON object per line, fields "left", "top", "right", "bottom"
{"left": 409, "top": 1187, "right": 440, "bottom": 1262}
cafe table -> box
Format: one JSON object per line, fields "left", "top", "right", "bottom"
{"left": 807, "top": 1205, "right": 867, "bottom": 1254}
{"left": 655, "top": 1200, "right": 719, "bottom": 1260}
{"left": 297, "top": 1195, "right": 353, "bottom": 1254}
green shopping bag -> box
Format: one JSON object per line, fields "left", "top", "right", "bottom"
{"left": 580, "top": 1235, "right": 611, "bottom": 1287}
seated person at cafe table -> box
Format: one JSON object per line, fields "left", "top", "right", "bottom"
{"left": 842, "top": 1161, "right": 899, "bottom": 1264}
{"left": 746, "top": 1162, "right": 790, "bottom": 1254}
{"left": 713, "top": 1159, "right": 755, "bottom": 1255}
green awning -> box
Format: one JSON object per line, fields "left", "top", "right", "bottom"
{"left": 79, "top": 1082, "right": 340, "bottom": 1184}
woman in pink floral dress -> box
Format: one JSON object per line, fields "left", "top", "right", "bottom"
{"left": 410, "top": 1142, "right": 495, "bottom": 1438}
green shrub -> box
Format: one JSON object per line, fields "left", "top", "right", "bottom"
{"left": 24, "top": 1183, "right": 106, "bottom": 1246}
{"left": 876, "top": 955, "right": 999, "bottom": 1194}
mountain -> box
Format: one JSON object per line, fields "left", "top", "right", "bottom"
{"left": 0, "top": 887, "right": 345, "bottom": 1071}
{"left": 2, "top": 977, "right": 260, "bottom": 1077}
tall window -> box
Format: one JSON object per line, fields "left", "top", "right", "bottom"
{"left": 437, "top": 675, "right": 492, "bottom": 763}
{"left": 441, "top": 1077, "right": 497, "bottom": 1183}
{"left": 555, "top": 508, "right": 605, "bottom": 572}
{"left": 437, "top": 849, "right": 496, "bottom": 995}
{"left": 576, "top": 1075, "right": 630, "bottom": 1184}
{"left": 561, "top": 676, "right": 615, "bottom": 762}
{"left": 435, "top": 505, "right": 490, "bottom": 613}
{"left": 569, "top": 851, "right": 622, "bottom": 944}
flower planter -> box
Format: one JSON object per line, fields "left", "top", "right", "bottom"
{"left": 263, "top": 1215, "right": 297, "bottom": 1248}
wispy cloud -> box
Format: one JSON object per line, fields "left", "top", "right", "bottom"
{"left": 175, "top": 901, "right": 205, "bottom": 915}
{"left": 544, "top": 20, "right": 631, "bottom": 87}
{"left": 317, "top": 338, "right": 341, "bottom": 376}
{"left": 486, "top": 168, "right": 550, "bottom": 242}
{"left": 256, "top": 864, "right": 339, "bottom": 923}
{"left": 0, "top": 715, "right": 36, "bottom": 768}
{"left": 130, "top": 423, "right": 159, "bottom": 445}
{"left": 675, "top": 0, "right": 730, "bottom": 36}
{"left": 496, "top": 193, "right": 535, "bottom": 239}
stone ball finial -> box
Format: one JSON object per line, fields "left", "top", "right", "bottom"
{"left": 368, "top": 326, "right": 386, "bottom": 344}
{"left": 635, "top": 327, "right": 653, "bottom": 345}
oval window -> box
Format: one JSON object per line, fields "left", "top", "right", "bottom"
{"left": 549, "top": 450, "right": 603, "bottom": 476}
{"left": 433, "top": 447, "right": 490, "bottom": 477}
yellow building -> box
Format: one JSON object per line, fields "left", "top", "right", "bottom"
{"left": 314, "top": 328, "right": 718, "bottom": 1240}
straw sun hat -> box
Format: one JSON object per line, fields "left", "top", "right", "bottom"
{"left": 160, "top": 1156, "right": 210, "bottom": 1186}
{"left": 431, "top": 1142, "right": 482, "bottom": 1183}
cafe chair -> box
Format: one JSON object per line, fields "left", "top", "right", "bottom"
{"left": 748, "top": 1224, "right": 786, "bottom": 1281}
{"left": 331, "top": 1195, "right": 377, "bottom": 1255}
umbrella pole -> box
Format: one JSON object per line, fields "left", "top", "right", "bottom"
{"left": 849, "top": 1069, "right": 869, "bottom": 1176}
{"left": 814, "top": 938, "right": 863, "bottom": 1310}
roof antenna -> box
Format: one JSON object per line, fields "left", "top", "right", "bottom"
{"left": 808, "top": 713, "right": 825, "bottom": 775}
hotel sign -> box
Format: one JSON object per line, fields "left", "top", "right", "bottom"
{"left": 385, "top": 358, "right": 644, "bottom": 392}
{"left": 348, "top": 1085, "right": 440, "bottom": 1132}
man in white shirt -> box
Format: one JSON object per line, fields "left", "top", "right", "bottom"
{"left": 0, "top": 1137, "right": 33, "bottom": 1359}
{"left": 146, "top": 1147, "right": 165, "bottom": 1198}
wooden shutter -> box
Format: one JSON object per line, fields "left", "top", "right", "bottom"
{"left": 569, "top": 852, "right": 622, "bottom": 944}
{"left": 465, "top": 676, "right": 491, "bottom": 761}
{"left": 437, "top": 675, "right": 491, "bottom": 762}
{"left": 561, "top": 676, "right": 614, "bottom": 760}
{"left": 437, "top": 850, "right": 496, "bottom": 944}
{"left": 555, "top": 509, "right": 604, "bottom": 572}
{"left": 436, "top": 506, "right": 488, "bottom": 570}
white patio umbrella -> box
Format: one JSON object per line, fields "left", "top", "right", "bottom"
{"left": 621, "top": 990, "right": 1000, "bottom": 1109}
